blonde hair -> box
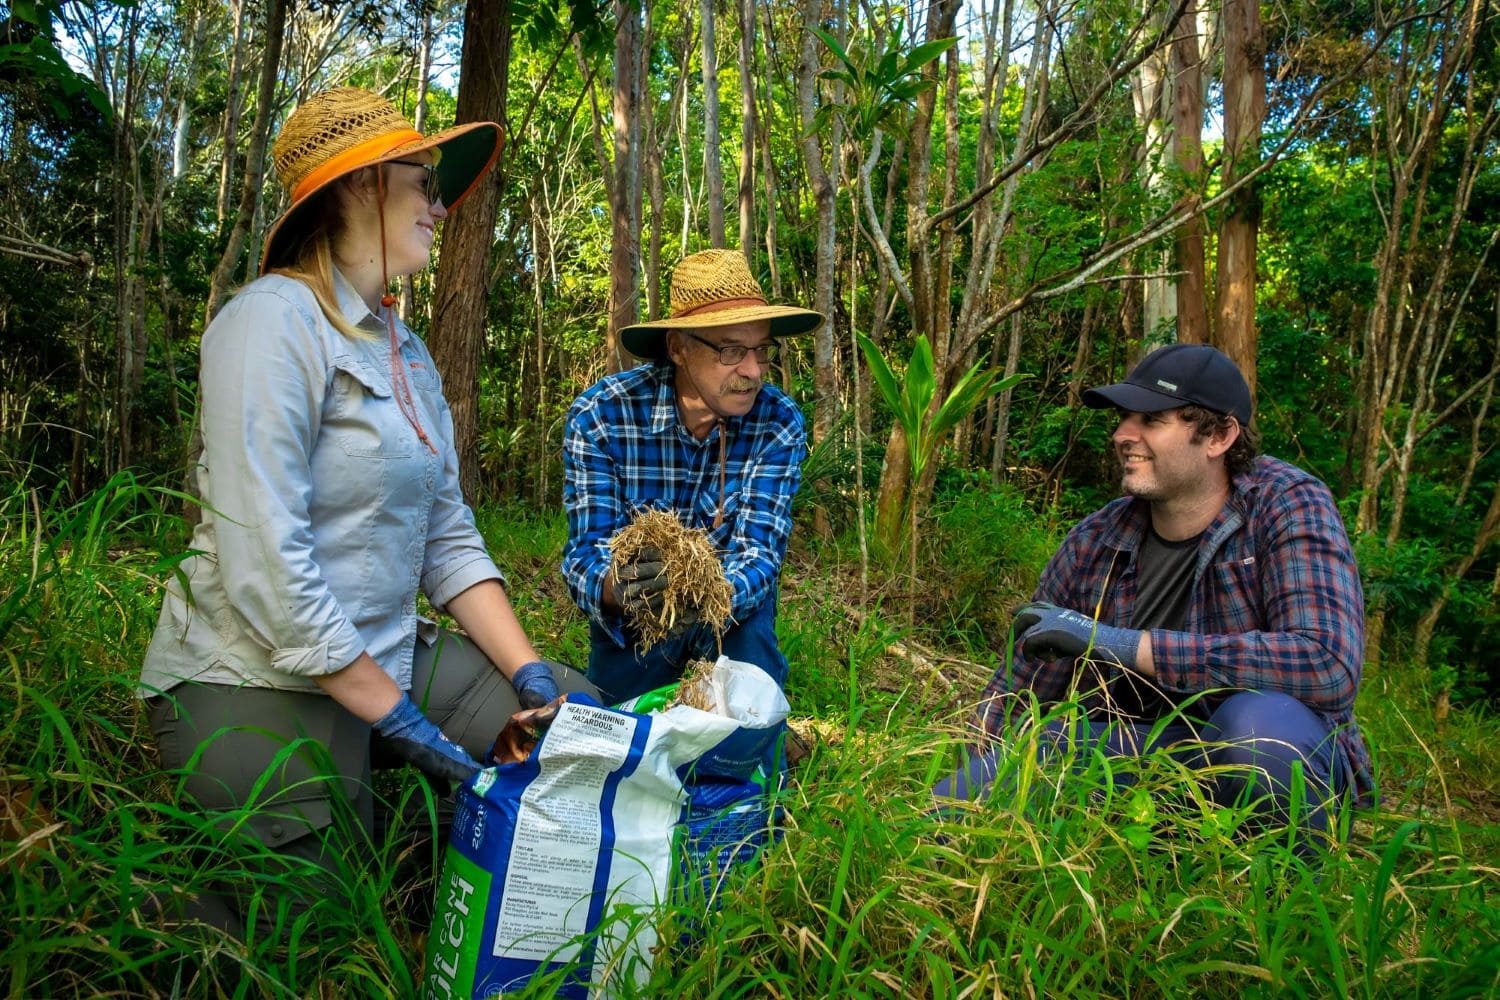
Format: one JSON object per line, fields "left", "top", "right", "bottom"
{"left": 267, "top": 179, "right": 376, "bottom": 341}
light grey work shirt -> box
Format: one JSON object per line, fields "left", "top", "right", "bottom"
{"left": 141, "top": 271, "right": 502, "bottom": 696}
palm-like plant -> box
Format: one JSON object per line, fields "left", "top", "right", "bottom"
{"left": 859, "top": 332, "right": 1026, "bottom": 613}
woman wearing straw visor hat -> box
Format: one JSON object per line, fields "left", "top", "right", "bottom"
{"left": 140, "top": 88, "right": 595, "bottom": 922}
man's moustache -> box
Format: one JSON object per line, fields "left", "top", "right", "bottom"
{"left": 727, "top": 378, "right": 760, "bottom": 392}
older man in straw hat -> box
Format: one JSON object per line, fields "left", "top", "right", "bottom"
{"left": 561, "top": 249, "right": 822, "bottom": 704}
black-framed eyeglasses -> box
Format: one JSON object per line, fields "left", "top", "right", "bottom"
{"left": 389, "top": 160, "right": 442, "bottom": 205}
{"left": 681, "top": 330, "right": 779, "bottom": 366}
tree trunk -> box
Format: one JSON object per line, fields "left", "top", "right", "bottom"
{"left": 905, "top": 0, "right": 958, "bottom": 341}
{"left": 429, "top": 0, "right": 512, "bottom": 501}
{"left": 1412, "top": 475, "right": 1500, "bottom": 668}
{"left": 1130, "top": 0, "right": 1175, "bottom": 344}
{"left": 736, "top": 0, "right": 756, "bottom": 264}
{"left": 111, "top": 3, "right": 148, "bottom": 468}
{"left": 647, "top": 24, "right": 692, "bottom": 319}
{"left": 400, "top": 7, "right": 435, "bottom": 321}
{"left": 606, "top": 0, "right": 642, "bottom": 372}
{"left": 797, "top": 0, "right": 840, "bottom": 538}
{"left": 531, "top": 205, "right": 551, "bottom": 504}
{"left": 206, "top": 0, "right": 289, "bottom": 321}
{"left": 1213, "top": 0, "right": 1264, "bottom": 393}
{"left": 172, "top": 9, "right": 208, "bottom": 180}
{"left": 701, "top": 0, "right": 724, "bottom": 247}
{"left": 1170, "top": 0, "right": 1207, "bottom": 343}
{"left": 646, "top": 110, "right": 665, "bottom": 320}
{"left": 216, "top": 0, "right": 249, "bottom": 226}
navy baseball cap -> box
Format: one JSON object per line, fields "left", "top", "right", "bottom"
{"left": 1083, "top": 343, "right": 1252, "bottom": 424}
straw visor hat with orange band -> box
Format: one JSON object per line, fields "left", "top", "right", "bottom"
{"left": 260, "top": 87, "right": 502, "bottom": 274}
{"left": 619, "top": 249, "right": 824, "bottom": 362}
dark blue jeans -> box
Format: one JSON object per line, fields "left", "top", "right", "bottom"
{"left": 586, "top": 590, "right": 790, "bottom": 704}
{"left": 935, "top": 690, "right": 1352, "bottom": 841}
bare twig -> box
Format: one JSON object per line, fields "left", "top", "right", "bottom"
{"left": 0, "top": 234, "right": 92, "bottom": 269}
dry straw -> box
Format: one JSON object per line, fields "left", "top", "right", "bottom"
{"left": 669, "top": 658, "right": 719, "bottom": 711}
{"left": 609, "top": 508, "right": 733, "bottom": 651}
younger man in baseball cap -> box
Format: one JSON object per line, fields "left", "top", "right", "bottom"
{"left": 942, "top": 344, "right": 1371, "bottom": 849}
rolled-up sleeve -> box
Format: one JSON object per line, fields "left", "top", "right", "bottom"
{"left": 198, "top": 290, "right": 365, "bottom": 677}
{"left": 419, "top": 364, "right": 504, "bottom": 610}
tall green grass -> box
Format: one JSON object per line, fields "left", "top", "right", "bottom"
{"left": 2, "top": 480, "right": 1497, "bottom": 997}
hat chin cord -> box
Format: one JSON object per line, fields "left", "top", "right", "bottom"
{"left": 375, "top": 166, "right": 435, "bottom": 455}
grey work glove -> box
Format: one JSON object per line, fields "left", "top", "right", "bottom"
{"left": 373, "top": 693, "right": 482, "bottom": 785}
{"left": 661, "top": 602, "right": 702, "bottom": 640}
{"left": 511, "top": 660, "right": 563, "bottom": 710}
{"left": 611, "top": 546, "right": 668, "bottom": 618}
{"left": 1012, "top": 601, "right": 1140, "bottom": 668}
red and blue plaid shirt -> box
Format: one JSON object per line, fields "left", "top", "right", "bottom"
{"left": 561, "top": 364, "right": 807, "bottom": 646}
{"left": 979, "top": 456, "right": 1373, "bottom": 799}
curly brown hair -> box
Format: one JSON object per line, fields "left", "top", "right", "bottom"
{"left": 1178, "top": 404, "right": 1259, "bottom": 480}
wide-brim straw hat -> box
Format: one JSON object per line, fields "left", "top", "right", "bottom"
{"left": 620, "top": 249, "right": 824, "bottom": 361}
{"left": 260, "top": 87, "right": 503, "bottom": 274}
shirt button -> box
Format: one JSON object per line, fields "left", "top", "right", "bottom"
{"left": 270, "top": 822, "right": 284, "bottom": 841}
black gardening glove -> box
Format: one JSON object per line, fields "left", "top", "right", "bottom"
{"left": 661, "top": 602, "right": 702, "bottom": 640}
{"left": 1011, "top": 601, "right": 1140, "bottom": 667}
{"left": 611, "top": 545, "right": 668, "bottom": 618}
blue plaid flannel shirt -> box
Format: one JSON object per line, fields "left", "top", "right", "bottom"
{"left": 561, "top": 363, "right": 807, "bottom": 646}
{"left": 978, "top": 456, "right": 1373, "bottom": 801}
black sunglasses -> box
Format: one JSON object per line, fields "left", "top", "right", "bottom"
{"left": 388, "top": 159, "right": 442, "bottom": 204}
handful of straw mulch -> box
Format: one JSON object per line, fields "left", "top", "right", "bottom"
{"left": 610, "top": 508, "right": 733, "bottom": 652}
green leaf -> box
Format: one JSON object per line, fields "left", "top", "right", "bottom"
{"left": 811, "top": 26, "right": 854, "bottom": 72}
{"left": 905, "top": 36, "right": 958, "bottom": 71}
{"left": 857, "top": 333, "right": 905, "bottom": 425}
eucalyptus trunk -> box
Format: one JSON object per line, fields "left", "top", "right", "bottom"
{"left": 399, "top": 7, "right": 435, "bottom": 320}
{"left": 1212, "top": 0, "right": 1265, "bottom": 390}
{"left": 605, "top": 0, "right": 643, "bottom": 372}
{"left": 1170, "top": 0, "right": 1208, "bottom": 343}
{"left": 797, "top": 0, "right": 841, "bottom": 538}
{"left": 701, "top": 0, "right": 725, "bottom": 247}
{"left": 736, "top": 0, "right": 757, "bottom": 264}
{"left": 216, "top": 0, "right": 249, "bottom": 226}
{"left": 429, "top": 0, "right": 512, "bottom": 500}
{"left": 206, "top": 0, "right": 288, "bottom": 321}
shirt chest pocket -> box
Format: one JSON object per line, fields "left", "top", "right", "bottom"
{"left": 328, "top": 358, "right": 415, "bottom": 460}
{"left": 695, "top": 473, "right": 742, "bottom": 542}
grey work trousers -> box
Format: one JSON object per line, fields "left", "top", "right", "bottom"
{"left": 146, "top": 630, "right": 597, "bottom": 931}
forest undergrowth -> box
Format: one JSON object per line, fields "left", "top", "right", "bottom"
{"left": 2, "top": 474, "right": 1498, "bottom": 997}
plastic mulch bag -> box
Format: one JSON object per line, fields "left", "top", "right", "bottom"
{"left": 423, "top": 656, "right": 788, "bottom": 999}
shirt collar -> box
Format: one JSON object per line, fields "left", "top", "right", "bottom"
{"left": 332, "top": 268, "right": 406, "bottom": 344}
{"left": 1100, "top": 473, "right": 1254, "bottom": 554}
{"left": 649, "top": 365, "right": 679, "bottom": 434}
{"left": 648, "top": 363, "right": 744, "bottom": 441}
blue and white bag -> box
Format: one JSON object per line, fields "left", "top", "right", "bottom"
{"left": 423, "top": 657, "right": 789, "bottom": 999}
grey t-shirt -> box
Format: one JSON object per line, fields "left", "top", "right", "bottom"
{"left": 1132, "top": 527, "right": 1201, "bottom": 632}
{"left": 1104, "top": 527, "right": 1201, "bottom": 719}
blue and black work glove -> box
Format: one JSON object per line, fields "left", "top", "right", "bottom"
{"left": 511, "top": 660, "right": 563, "bottom": 710}
{"left": 373, "top": 693, "right": 482, "bottom": 784}
{"left": 1011, "top": 601, "right": 1140, "bottom": 668}
{"left": 611, "top": 545, "right": 669, "bottom": 619}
